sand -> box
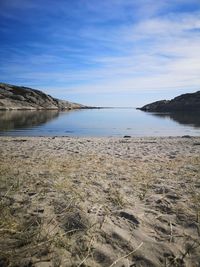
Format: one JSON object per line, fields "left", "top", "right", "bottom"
{"left": 0, "top": 136, "right": 200, "bottom": 267}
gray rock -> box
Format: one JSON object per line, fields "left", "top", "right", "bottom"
{"left": 10, "top": 94, "right": 25, "bottom": 101}
{"left": 138, "top": 91, "right": 200, "bottom": 112}
{"left": 0, "top": 82, "right": 88, "bottom": 110}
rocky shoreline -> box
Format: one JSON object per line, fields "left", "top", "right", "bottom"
{"left": 0, "top": 83, "right": 87, "bottom": 110}
{"left": 0, "top": 136, "right": 200, "bottom": 267}
{"left": 138, "top": 91, "right": 200, "bottom": 112}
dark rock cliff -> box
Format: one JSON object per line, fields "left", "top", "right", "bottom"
{"left": 138, "top": 91, "right": 200, "bottom": 112}
{"left": 0, "top": 83, "right": 86, "bottom": 110}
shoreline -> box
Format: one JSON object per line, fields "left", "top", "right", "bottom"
{"left": 0, "top": 136, "right": 200, "bottom": 266}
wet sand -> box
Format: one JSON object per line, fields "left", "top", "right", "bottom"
{"left": 0, "top": 136, "right": 200, "bottom": 267}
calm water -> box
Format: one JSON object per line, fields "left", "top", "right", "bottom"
{"left": 0, "top": 108, "right": 200, "bottom": 137}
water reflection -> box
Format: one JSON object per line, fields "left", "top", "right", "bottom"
{"left": 0, "top": 110, "right": 59, "bottom": 131}
{"left": 0, "top": 109, "right": 200, "bottom": 136}
{"left": 151, "top": 111, "right": 200, "bottom": 128}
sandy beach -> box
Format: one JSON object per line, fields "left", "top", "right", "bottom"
{"left": 0, "top": 136, "right": 200, "bottom": 267}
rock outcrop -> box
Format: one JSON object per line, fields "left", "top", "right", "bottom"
{"left": 138, "top": 91, "right": 200, "bottom": 112}
{"left": 0, "top": 83, "right": 86, "bottom": 110}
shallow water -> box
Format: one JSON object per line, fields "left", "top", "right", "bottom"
{"left": 0, "top": 108, "right": 200, "bottom": 136}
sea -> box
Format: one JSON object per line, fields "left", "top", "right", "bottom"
{"left": 0, "top": 108, "right": 200, "bottom": 136}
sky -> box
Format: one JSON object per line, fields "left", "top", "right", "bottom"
{"left": 0, "top": 0, "right": 200, "bottom": 107}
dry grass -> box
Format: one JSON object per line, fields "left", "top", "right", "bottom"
{"left": 0, "top": 137, "right": 200, "bottom": 266}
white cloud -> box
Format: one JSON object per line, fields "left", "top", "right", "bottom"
{"left": 69, "top": 11, "right": 200, "bottom": 94}
{"left": 1, "top": 1, "right": 200, "bottom": 105}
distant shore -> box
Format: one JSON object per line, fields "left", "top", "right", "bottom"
{"left": 0, "top": 136, "right": 200, "bottom": 267}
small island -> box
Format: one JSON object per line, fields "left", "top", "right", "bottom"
{"left": 138, "top": 91, "right": 200, "bottom": 112}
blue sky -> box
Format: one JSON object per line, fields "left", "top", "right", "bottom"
{"left": 0, "top": 0, "right": 200, "bottom": 107}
